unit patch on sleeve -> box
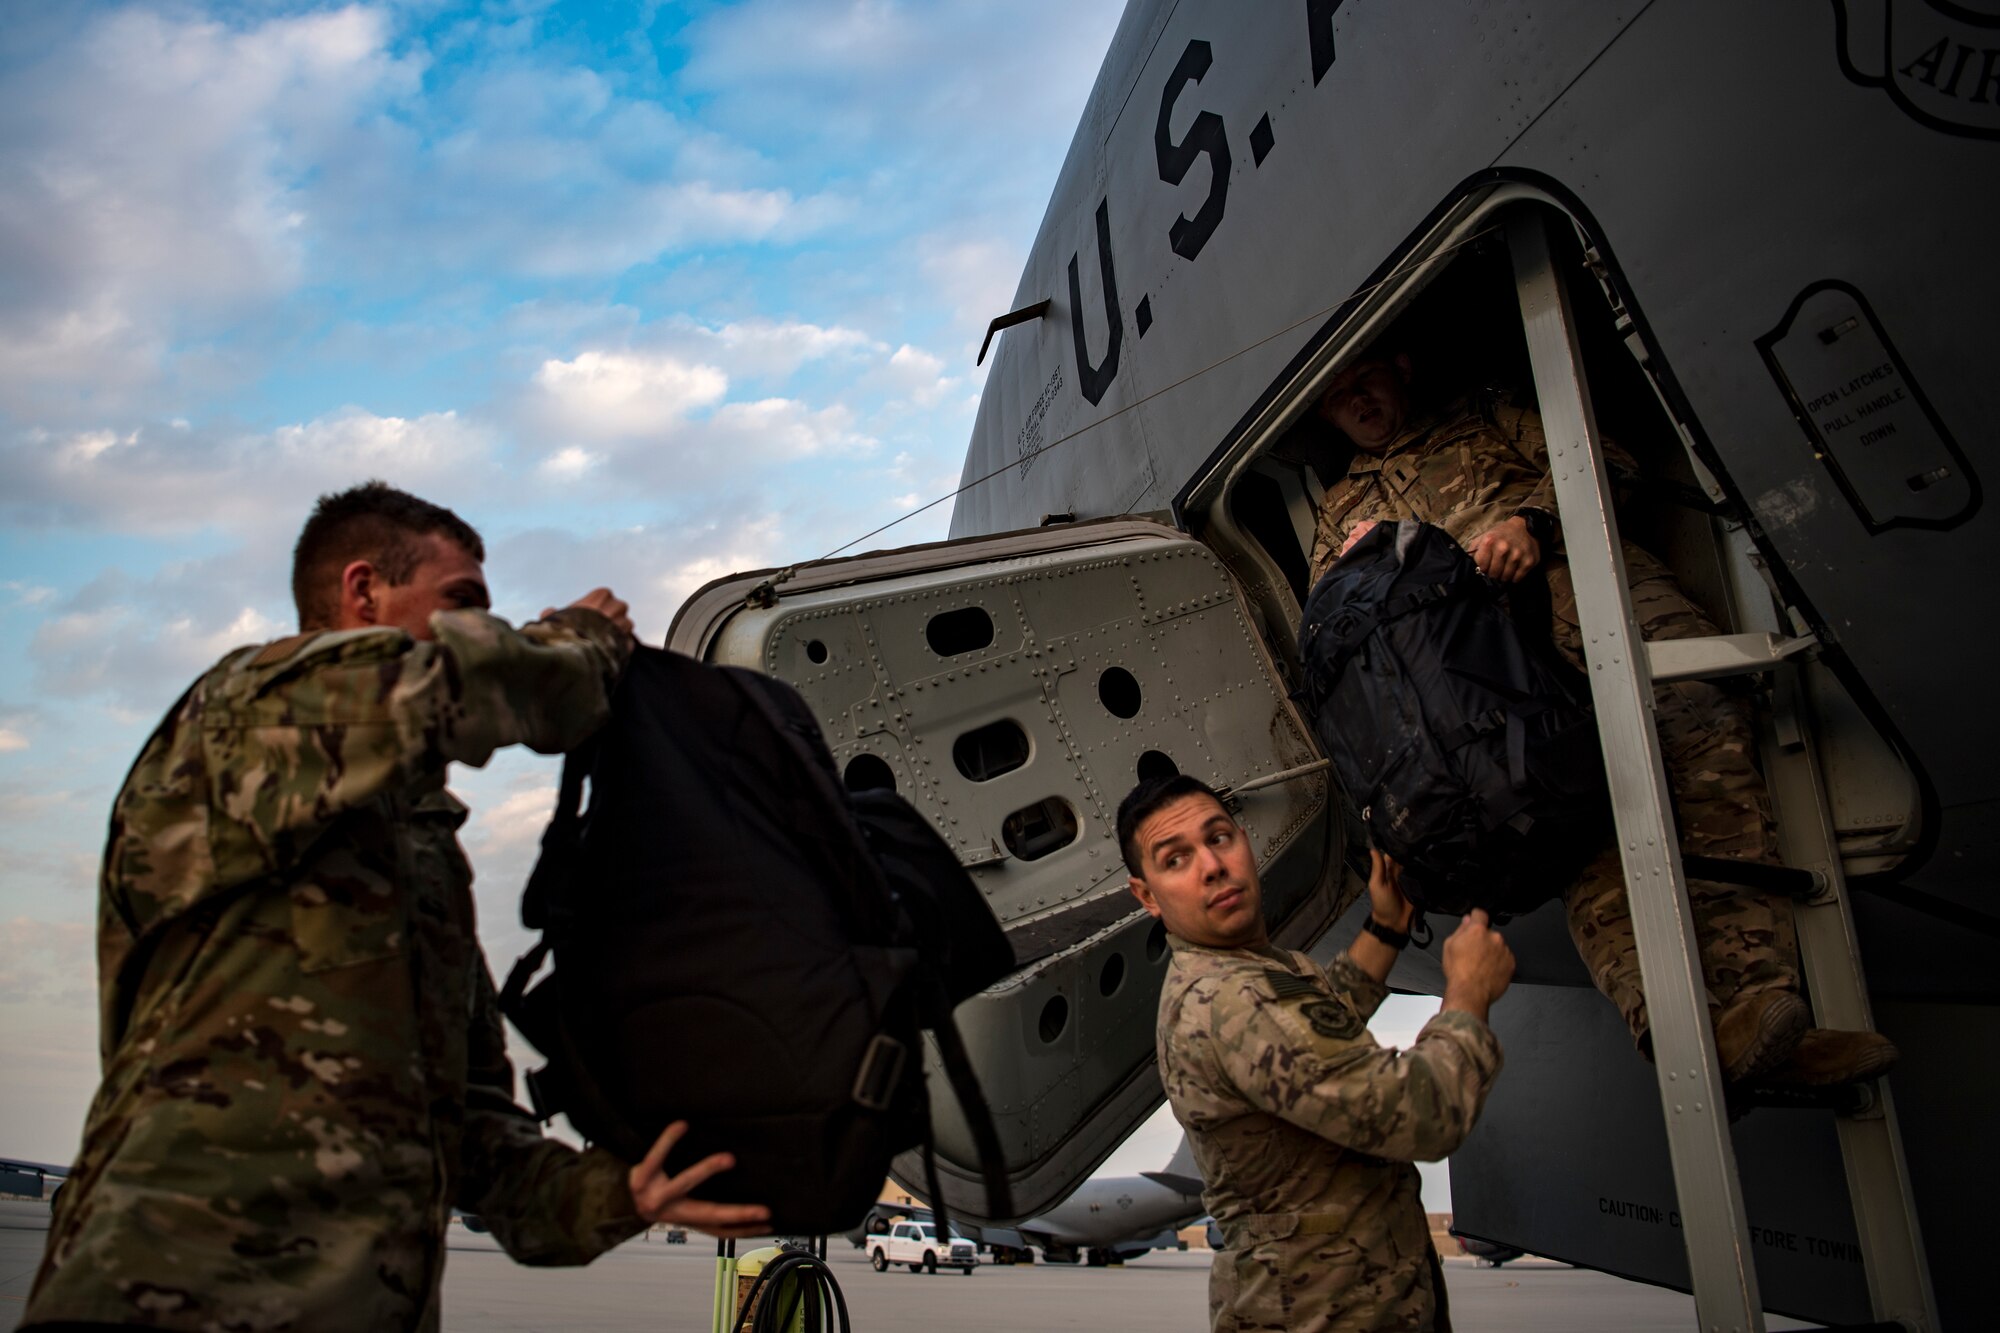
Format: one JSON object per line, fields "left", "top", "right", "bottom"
{"left": 1300, "top": 999, "right": 1365, "bottom": 1041}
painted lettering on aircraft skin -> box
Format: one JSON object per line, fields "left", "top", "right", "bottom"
{"left": 1017, "top": 367, "right": 1065, "bottom": 479}
{"left": 1804, "top": 361, "right": 1910, "bottom": 439}
{"left": 1834, "top": 0, "right": 2000, "bottom": 139}
{"left": 1594, "top": 1197, "right": 1865, "bottom": 1263}
{"left": 1898, "top": 36, "right": 2000, "bottom": 105}
{"left": 1156, "top": 40, "right": 1231, "bottom": 262}
{"left": 1064, "top": 0, "right": 1346, "bottom": 405}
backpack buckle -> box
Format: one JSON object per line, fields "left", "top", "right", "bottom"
{"left": 852, "top": 1033, "right": 909, "bottom": 1110}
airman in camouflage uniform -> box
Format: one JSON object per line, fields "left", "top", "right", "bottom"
{"left": 25, "top": 483, "right": 767, "bottom": 1332}
{"left": 1121, "top": 775, "right": 1516, "bottom": 1332}
{"left": 1304, "top": 357, "right": 1897, "bottom": 1088}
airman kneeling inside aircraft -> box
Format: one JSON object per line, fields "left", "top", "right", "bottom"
{"left": 1305, "top": 352, "right": 1897, "bottom": 1090}
{"left": 23, "top": 482, "right": 770, "bottom": 1333}
{"left": 1124, "top": 773, "right": 1511, "bottom": 1333}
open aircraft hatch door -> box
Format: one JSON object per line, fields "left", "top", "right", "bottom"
{"left": 668, "top": 517, "right": 1341, "bottom": 1221}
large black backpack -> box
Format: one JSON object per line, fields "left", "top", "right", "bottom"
{"left": 499, "top": 646, "right": 1017, "bottom": 1235}
{"left": 1295, "top": 521, "right": 1611, "bottom": 919}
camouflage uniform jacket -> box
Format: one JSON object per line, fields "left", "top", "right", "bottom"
{"left": 1158, "top": 938, "right": 1503, "bottom": 1332}
{"left": 1306, "top": 395, "right": 1647, "bottom": 587}
{"left": 26, "top": 608, "right": 641, "bottom": 1333}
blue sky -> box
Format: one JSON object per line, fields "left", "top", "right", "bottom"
{"left": 0, "top": 0, "right": 1443, "bottom": 1204}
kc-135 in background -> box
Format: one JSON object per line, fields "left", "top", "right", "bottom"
{"left": 847, "top": 1137, "right": 1208, "bottom": 1268}
{"left": 667, "top": 4, "right": 1994, "bottom": 1330}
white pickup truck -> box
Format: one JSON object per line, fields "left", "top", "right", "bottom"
{"left": 866, "top": 1220, "right": 978, "bottom": 1275}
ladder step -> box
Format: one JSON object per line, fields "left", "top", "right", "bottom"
{"left": 1680, "top": 853, "right": 1824, "bottom": 900}
{"left": 1726, "top": 1081, "right": 1873, "bottom": 1120}
{"left": 1646, "top": 631, "right": 1817, "bottom": 683}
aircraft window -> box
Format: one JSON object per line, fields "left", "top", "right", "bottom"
{"left": 1098, "top": 952, "right": 1126, "bottom": 997}
{"left": 805, "top": 638, "right": 829, "bottom": 665}
{"left": 925, "top": 606, "right": 995, "bottom": 657}
{"left": 843, "top": 753, "right": 897, "bottom": 793}
{"left": 953, "top": 719, "right": 1031, "bottom": 782}
{"left": 1002, "top": 796, "right": 1079, "bottom": 861}
{"left": 1136, "top": 749, "right": 1178, "bottom": 783}
{"left": 1037, "top": 993, "right": 1069, "bottom": 1044}
{"left": 1097, "top": 666, "right": 1142, "bottom": 719}
{"left": 1145, "top": 920, "right": 1168, "bottom": 963}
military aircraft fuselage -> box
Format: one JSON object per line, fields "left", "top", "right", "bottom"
{"left": 683, "top": 4, "right": 1995, "bottom": 1327}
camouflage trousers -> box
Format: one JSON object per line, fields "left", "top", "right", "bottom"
{"left": 1544, "top": 552, "right": 1799, "bottom": 1046}
{"left": 1209, "top": 1226, "right": 1450, "bottom": 1333}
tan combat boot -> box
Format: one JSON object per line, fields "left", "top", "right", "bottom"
{"left": 1753, "top": 1028, "right": 1900, "bottom": 1088}
{"left": 1713, "top": 991, "right": 1810, "bottom": 1084}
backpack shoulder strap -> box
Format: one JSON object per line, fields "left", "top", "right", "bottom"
{"left": 519, "top": 740, "right": 594, "bottom": 932}
{"left": 927, "top": 986, "right": 1016, "bottom": 1220}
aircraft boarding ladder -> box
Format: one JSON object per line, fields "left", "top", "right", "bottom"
{"left": 1505, "top": 213, "right": 1938, "bottom": 1333}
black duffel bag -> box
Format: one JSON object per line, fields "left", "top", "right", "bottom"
{"left": 1295, "top": 520, "right": 1610, "bottom": 919}
{"left": 501, "top": 645, "right": 1016, "bottom": 1235}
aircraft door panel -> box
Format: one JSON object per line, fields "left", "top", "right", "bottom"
{"left": 672, "top": 519, "right": 1337, "bottom": 1220}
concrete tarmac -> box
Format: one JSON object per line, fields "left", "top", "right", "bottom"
{"left": 0, "top": 1200, "right": 1813, "bottom": 1331}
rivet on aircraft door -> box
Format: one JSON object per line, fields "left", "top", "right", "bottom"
{"left": 1757, "top": 279, "right": 1980, "bottom": 533}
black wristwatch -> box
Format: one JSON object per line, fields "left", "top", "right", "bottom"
{"left": 1361, "top": 916, "right": 1411, "bottom": 950}
{"left": 1514, "top": 505, "right": 1558, "bottom": 547}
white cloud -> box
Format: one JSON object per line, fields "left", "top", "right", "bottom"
{"left": 500, "top": 181, "right": 819, "bottom": 279}
{"left": 710, "top": 398, "right": 873, "bottom": 461}
{"left": 273, "top": 408, "right": 486, "bottom": 475}
{"left": 0, "top": 705, "right": 47, "bottom": 758}
{"left": 675, "top": 0, "right": 1126, "bottom": 272}
{"left": 530, "top": 351, "right": 729, "bottom": 440}
{"left": 682, "top": 0, "right": 1120, "bottom": 152}
{"left": 0, "top": 4, "right": 420, "bottom": 418}
{"left": 539, "top": 446, "right": 599, "bottom": 480}
{"left": 31, "top": 597, "right": 286, "bottom": 712}
{"left": 22, "top": 550, "right": 302, "bottom": 713}
{"left": 698, "top": 317, "right": 881, "bottom": 380}
{"left": 486, "top": 512, "right": 792, "bottom": 644}
{"left": 0, "top": 4, "right": 874, "bottom": 422}
{"left": 888, "top": 344, "right": 944, "bottom": 378}
{"left": 510, "top": 327, "right": 893, "bottom": 494}
{"left": 1, "top": 409, "right": 496, "bottom": 538}
{"left": 466, "top": 784, "right": 559, "bottom": 859}
{"left": 880, "top": 343, "right": 957, "bottom": 406}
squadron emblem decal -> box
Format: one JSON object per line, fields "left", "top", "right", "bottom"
{"left": 1301, "top": 1000, "right": 1364, "bottom": 1041}
{"left": 1261, "top": 968, "right": 1364, "bottom": 1038}
{"left": 1834, "top": 0, "right": 2000, "bottom": 139}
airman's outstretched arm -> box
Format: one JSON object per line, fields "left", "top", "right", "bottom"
{"left": 1205, "top": 908, "right": 1512, "bottom": 1163}
{"left": 1211, "top": 978, "right": 1504, "bottom": 1163}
